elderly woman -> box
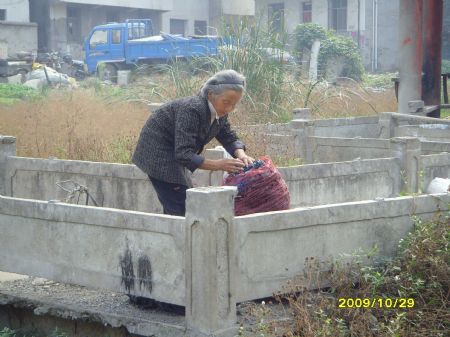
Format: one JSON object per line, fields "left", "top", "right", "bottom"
{"left": 132, "top": 69, "right": 254, "bottom": 216}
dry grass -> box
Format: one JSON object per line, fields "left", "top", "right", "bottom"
{"left": 0, "top": 88, "right": 148, "bottom": 161}
{"left": 240, "top": 215, "right": 449, "bottom": 337}
{"left": 0, "top": 78, "right": 397, "bottom": 163}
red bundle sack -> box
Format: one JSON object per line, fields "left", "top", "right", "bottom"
{"left": 222, "top": 156, "right": 290, "bottom": 216}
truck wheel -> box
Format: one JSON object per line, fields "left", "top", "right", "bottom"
{"left": 97, "top": 63, "right": 118, "bottom": 83}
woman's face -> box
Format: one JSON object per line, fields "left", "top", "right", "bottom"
{"left": 208, "top": 90, "right": 243, "bottom": 118}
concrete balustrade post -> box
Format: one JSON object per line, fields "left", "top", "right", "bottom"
{"left": 378, "top": 112, "right": 393, "bottom": 139}
{"left": 290, "top": 118, "right": 315, "bottom": 163}
{"left": 391, "top": 137, "right": 421, "bottom": 193}
{"left": 204, "top": 148, "right": 226, "bottom": 186}
{"left": 185, "top": 186, "right": 238, "bottom": 337}
{"left": 0, "top": 136, "right": 16, "bottom": 195}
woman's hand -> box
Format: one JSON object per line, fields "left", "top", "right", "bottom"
{"left": 217, "top": 158, "right": 246, "bottom": 173}
{"left": 234, "top": 149, "right": 254, "bottom": 167}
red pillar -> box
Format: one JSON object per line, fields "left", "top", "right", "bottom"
{"left": 422, "top": 0, "right": 443, "bottom": 117}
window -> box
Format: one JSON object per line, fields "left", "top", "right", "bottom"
{"left": 328, "top": 0, "right": 347, "bottom": 32}
{"left": 67, "top": 6, "right": 81, "bottom": 43}
{"left": 170, "top": 19, "right": 186, "bottom": 36}
{"left": 194, "top": 20, "right": 207, "bottom": 35}
{"left": 0, "top": 9, "right": 6, "bottom": 21}
{"left": 112, "top": 29, "right": 121, "bottom": 44}
{"left": 268, "top": 3, "right": 284, "bottom": 33}
{"left": 302, "top": 2, "right": 312, "bottom": 23}
{"left": 90, "top": 29, "right": 107, "bottom": 49}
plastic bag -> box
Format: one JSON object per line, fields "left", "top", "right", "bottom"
{"left": 426, "top": 177, "right": 450, "bottom": 194}
{"left": 222, "top": 156, "right": 290, "bottom": 216}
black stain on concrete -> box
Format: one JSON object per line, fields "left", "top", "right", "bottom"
{"left": 119, "top": 242, "right": 135, "bottom": 293}
{"left": 137, "top": 255, "right": 153, "bottom": 293}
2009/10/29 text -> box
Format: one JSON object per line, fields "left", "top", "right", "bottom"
{"left": 338, "top": 298, "right": 415, "bottom": 309}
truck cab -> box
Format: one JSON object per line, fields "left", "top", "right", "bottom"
{"left": 84, "top": 19, "right": 153, "bottom": 75}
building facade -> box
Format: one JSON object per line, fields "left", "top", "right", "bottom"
{"left": 256, "top": 0, "right": 399, "bottom": 72}
{"left": 0, "top": 0, "right": 37, "bottom": 59}
{"left": 29, "top": 0, "right": 255, "bottom": 59}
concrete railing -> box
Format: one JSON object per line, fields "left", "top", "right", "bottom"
{"left": 279, "top": 157, "right": 402, "bottom": 207}
{"left": 1, "top": 140, "right": 226, "bottom": 214}
{"left": 290, "top": 115, "right": 381, "bottom": 139}
{"left": 234, "top": 193, "right": 450, "bottom": 302}
{"left": 419, "top": 152, "right": 450, "bottom": 192}
{"left": 395, "top": 124, "right": 450, "bottom": 142}
{"left": 0, "top": 194, "right": 186, "bottom": 305}
{"left": 1, "top": 188, "right": 449, "bottom": 336}
{"left": 421, "top": 141, "right": 450, "bottom": 155}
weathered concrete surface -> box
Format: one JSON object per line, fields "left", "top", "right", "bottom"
{"left": 421, "top": 141, "right": 450, "bottom": 155}
{"left": 185, "top": 187, "right": 238, "bottom": 337}
{"left": 279, "top": 157, "right": 402, "bottom": 207}
{"left": 395, "top": 124, "right": 450, "bottom": 142}
{"left": 234, "top": 193, "right": 450, "bottom": 302}
{"left": 0, "top": 21, "right": 37, "bottom": 57}
{"left": 0, "top": 276, "right": 185, "bottom": 337}
{"left": 306, "top": 136, "right": 392, "bottom": 163}
{"left": 0, "top": 272, "right": 28, "bottom": 282}
{"left": 291, "top": 116, "right": 381, "bottom": 139}
{"left": 419, "top": 153, "right": 450, "bottom": 192}
{"left": 0, "top": 275, "right": 288, "bottom": 337}
{"left": 5, "top": 156, "right": 163, "bottom": 213}
{"left": 0, "top": 136, "right": 16, "bottom": 195}
{"left": 0, "top": 195, "right": 186, "bottom": 305}
{"left": 3, "top": 148, "right": 223, "bottom": 213}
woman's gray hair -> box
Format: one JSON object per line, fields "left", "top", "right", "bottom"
{"left": 200, "top": 69, "right": 246, "bottom": 98}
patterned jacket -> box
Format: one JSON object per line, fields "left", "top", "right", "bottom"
{"left": 132, "top": 95, "right": 245, "bottom": 187}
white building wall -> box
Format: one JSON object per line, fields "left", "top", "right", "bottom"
{"left": 0, "top": 0, "right": 30, "bottom": 22}
{"left": 60, "top": 0, "right": 173, "bottom": 11}
{"left": 161, "top": 0, "right": 209, "bottom": 35}
{"left": 283, "top": 0, "right": 301, "bottom": 33}
{"left": 311, "top": 0, "right": 328, "bottom": 28}
{"left": 222, "top": 0, "right": 255, "bottom": 16}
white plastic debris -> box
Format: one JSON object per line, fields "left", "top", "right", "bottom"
{"left": 426, "top": 177, "right": 450, "bottom": 194}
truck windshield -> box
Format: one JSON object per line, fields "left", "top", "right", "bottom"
{"left": 90, "top": 29, "right": 107, "bottom": 48}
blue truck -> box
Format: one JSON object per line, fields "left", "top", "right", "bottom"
{"left": 84, "top": 19, "right": 221, "bottom": 80}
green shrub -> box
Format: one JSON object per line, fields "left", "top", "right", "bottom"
{"left": 0, "top": 84, "right": 43, "bottom": 105}
{"left": 293, "top": 23, "right": 328, "bottom": 55}
{"left": 293, "top": 23, "right": 365, "bottom": 81}
{"left": 318, "top": 34, "right": 365, "bottom": 81}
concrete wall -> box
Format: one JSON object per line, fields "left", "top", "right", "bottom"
{"left": 306, "top": 136, "right": 393, "bottom": 163}
{"left": 60, "top": 0, "right": 174, "bottom": 11}
{"left": 0, "top": 0, "right": 29, "bottom": 22}
{"left": 395, "top": 124, "right": 450, "bottom": 142}
{"left": 222, "top": 0, "right": 255, "bottom": 16}
{"left": 4, "top": 156, "right": 163, "bottom": 214}
{"left": 161, "top": 0, "right": 209, "bottom": 36}
{"left": 0, "top": 21, "right": 38, "bottom": 58}
{"left": 291, "top": 115, "right": 381, "bottom": 138}
{"left": 279, "top": 157, "right": 402, "bottom": 207}
{"left": 1, "top": 186, "right": 448, "bottom": 335}
{"left": 0, "top": 195, "right": 185, "bottom": 305}
{"left": 2, "top": 141, "right": 223, "bottom": 214}
{"left": 419, "top": 153, "right": 450, "bottom": 193}
{"left": 234, "top": 193, "right": 450, "bottom": 302}
{"left": 421, "top": 141, "right": 450, "bottom": 155}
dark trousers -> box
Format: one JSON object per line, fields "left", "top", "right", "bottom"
{"left": 149, "top": 176, "right": 187, "bottom": 216}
